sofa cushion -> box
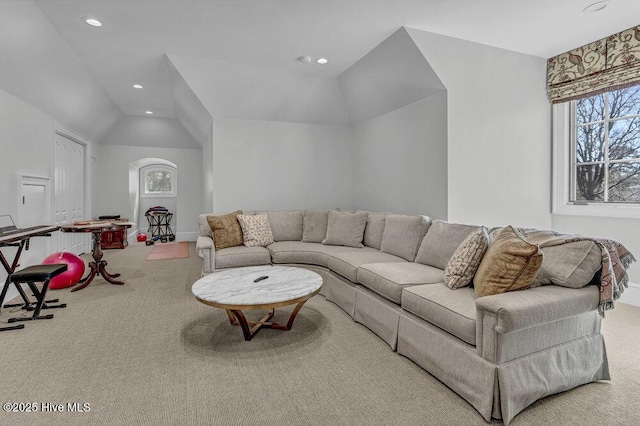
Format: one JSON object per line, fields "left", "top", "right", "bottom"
{"left": 215, "top": 246, "right": 271, "bottom": 269}
{"left": 302, "top": 209, "right": 332, "bottom": 243}
{"left": 401, "top": 284, "right": 477, "bottom": 346}
{"left": 474, "top": 226, "right": 543, "bottom": 297}
{"left": 263, "top": 210, "right": 303, "bottom": 242}
{"left": 415, "top": 220, "right": 478, "bottom": 269}
{"left": 322, "top": 210, "right": 368, "bottom": 248}
{"left": 357, "top": 211, "right": 387, "bottom": 250}
{"left": 328, "top": 251, "right": 406, "bottom": 283}
{"left": 380, "top": 214, "right": 430, "bottom": 261}
{"left": 357, "top": 262, "right": 444, "bottom": 304}
{"left": 206, "top": 210, "right": 244, "bottom": 250}
{"left": 532, "top": 241, "right": 602, "bottom": 288}
{"left": 444, "top": 227, "right": 490, "bottom": 289}
{"left": 267, "top": 241, "right": 375, "bottom": 268}
{"left": 237, "top": 213, "right": 274, "bottom": 247}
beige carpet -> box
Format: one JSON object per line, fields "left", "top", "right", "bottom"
{"left": 146, "top": 241, "right": 190, "bottom": 261}
{"left": 1, "top": 241, "right": 639, "bottom": 425}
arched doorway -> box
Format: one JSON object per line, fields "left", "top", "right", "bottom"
{"left": 129, "top": 158, "right": 178, "bottom": 238}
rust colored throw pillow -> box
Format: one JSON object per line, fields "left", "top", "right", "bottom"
{"left": 444, "top": 227, "right": 490, "bottom": 289}
{"left": 207, "top": 210, "right": 243, "bottom": 251}
{"left": 473, "top": 226, "right": 543, "bottom": 297}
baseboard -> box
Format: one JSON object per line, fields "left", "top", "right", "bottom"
{"left": 128, "top": 228, "right": 139, "bottom": 240}
{"left": 175, "top": 231, "right": 198, "bottom": 242}
{"left": 620, "top": 282, "right": 640, "bottom": 308}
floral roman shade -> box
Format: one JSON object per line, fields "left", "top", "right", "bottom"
{"left": 547, "top": 24, "right": 640, "bottom": 103}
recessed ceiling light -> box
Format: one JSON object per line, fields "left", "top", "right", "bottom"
{"left": 296, "top": 56, "right": 312, "bottom": 64}
{"left": 82, "top": 17, "right": 103, "bottom": 27}
{"left": 316, "top": 58, "right": 328, "bottom": 65}
{"left": 145, "top": 111, "right": 153, "bottom": 115}
{"left": 133, "top": 84, "right": 143, "bottom": 89}
{"left": 583, "top": 1, "right": 610, "bottom": 13}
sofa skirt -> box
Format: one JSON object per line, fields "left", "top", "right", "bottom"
{"left": 397, "top": 312, "right": 497, "bottom": 422}
{"left": 354, "top": 287, "right": 402, "bottom": 351}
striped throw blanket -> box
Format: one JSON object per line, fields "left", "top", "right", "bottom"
{"left": 515, "top": 230, "right": 636, "bottom": 316}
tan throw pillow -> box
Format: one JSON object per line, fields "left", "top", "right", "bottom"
{"left": 302, "top": 209, "right": 331, "bottom": 243}
{"left": 207, "top": 210, "right": 243, "bottom": 250}
{"left": 444, "top": 227, "right": 490, "bottom": 289}
{"left": 473, "top": 226, "right": 543, "bottom": 297}
{"left": 322, "top": 210, "right": 368, "bottom": 248}
{"left": 237, "top": 213, "right": 274, "bottom": 247}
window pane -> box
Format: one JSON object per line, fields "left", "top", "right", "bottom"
{"left": 146, "top": 170, "right": 172, "bottom": 192}
{"left": 576, "top": 93, "right": 605, "bottom": 124}
{"left": 576, "top": 123, "right": 605, "bottom": 163}
{"left": 608, "top": 85, "right": 640, "bottom": 120}
{"left": 575, "top": 164, "right": 605, "bottom": 201}
{"left": 609, "top": 117, "right": 640, "bottom": 160}
{"left": 608, "top": 162, "right": 640, "bottom": 202}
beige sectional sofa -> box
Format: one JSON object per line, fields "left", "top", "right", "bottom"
{"left": 196, "top": 209, "right": 608, "bottom": 425}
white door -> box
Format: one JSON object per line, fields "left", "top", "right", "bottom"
{"left": 18, "top": 183, "right": 48, "bottom": 266}
{"left": 53, "top": 133, "right": 87, "bottom": 255}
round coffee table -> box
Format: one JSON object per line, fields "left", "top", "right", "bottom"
{"left": 192, "top": 265, "right": 322, "bottom": 341}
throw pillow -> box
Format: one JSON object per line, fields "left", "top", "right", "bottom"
{"left": 322, "top": 211, "right": 368, "bottom": 248}
{"left": 380, "top": 214, "right": 430, "bottom": 261}
{"left": 532, "top": 241, "right": 602, "bottom": 288}
{"left": 444, "top": 227, "right": 490, "bottom": 289}
{"left": 263, "top": 210, "right": 303, "bottom": 241}
{"left": 473, "top": 226, "right": 543, "bottom": 297}
{"left": 415, "top": 220, "right": 479, "bottom": 269}
{"left": 206, "top": 210, "right": 243, "bottom": 250}
{"left": 301, "top": 209, "right": 332, "bottom": 243}
{"left": 357, "top": 211, "right": 387, "bottom": 250}
{"left": 237, "top": 213, "right": 274, "bottom": 247}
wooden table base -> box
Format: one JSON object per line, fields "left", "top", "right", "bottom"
{"left": 225, "top": 299, "right": 309, "bottom": 341}
{"left": 71, "top": 260, "right": 123, "bottom": 292}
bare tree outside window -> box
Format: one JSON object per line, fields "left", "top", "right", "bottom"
{"left": 574, "top": 85, "right": 640, "bottom": 203}
{"left": 146, "top": 169, "right": 173, "bottom": 193}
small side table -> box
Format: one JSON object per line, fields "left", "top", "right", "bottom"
{"left": 60, "top": 221, "right": 134, "bottom": 291}
{"left": 146, "top": 212, "right": 175, "bottom": 242}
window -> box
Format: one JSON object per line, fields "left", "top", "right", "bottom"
{"left": 571, "top": 86, "right": 640, "bottom": 204}
{"left": 143, "top": 165, "right": 177, "bottom": 197}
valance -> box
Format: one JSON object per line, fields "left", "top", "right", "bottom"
{"left": 547, "top": 24, "right": 640, "bottom": 103}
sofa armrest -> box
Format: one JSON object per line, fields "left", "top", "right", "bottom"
{"left": 476, "top": 285, "right": 599, "bottom": 334}
{"left": 196, "top": 235, "right": 215, "bottom": 274}
{"left": 475, "top": 285, "right": 601, "bottom": 363}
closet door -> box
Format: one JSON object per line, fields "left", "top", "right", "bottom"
{"left": 53, "top": 132, "right": 86, "bottom": 255}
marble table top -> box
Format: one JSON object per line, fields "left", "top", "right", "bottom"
{"left": 192, "top": 265, "right": 322, "bottom": 307}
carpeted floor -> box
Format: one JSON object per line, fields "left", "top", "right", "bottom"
{"left": 1, "top": 242, "right": 639, "bottom": 425}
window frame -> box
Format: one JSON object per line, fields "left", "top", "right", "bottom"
{"left": 141, "top": 165, "right": 177, "bottom": 198}
{"left": 552, "top": 99, "right": 640, "bottom": 219}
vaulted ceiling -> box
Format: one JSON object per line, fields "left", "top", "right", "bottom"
{"left": 2, "top": 0, "right": 639, "bottom": 143}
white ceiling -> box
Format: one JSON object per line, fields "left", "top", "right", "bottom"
{"left": 23, "top": 0, "right": 640, "bottom": 123}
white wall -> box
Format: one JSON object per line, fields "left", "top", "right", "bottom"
{"left": 211, "top": 118, "right": 354, "bottom": 213}
{"left": 96, "top": 145, "right": 202, "bottom": 241}
{"left": 0, "top": 88, "right": 54, "bottom": 302}
{"left": 353, "top": 94, "right": 448, "bottom": 218}
{"left": 407, "top": 28, "right": 552, "bottom": 229}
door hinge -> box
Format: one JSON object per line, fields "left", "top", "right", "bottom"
{"left": 22, "top": 196, "right": 25, "bottom": 204}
